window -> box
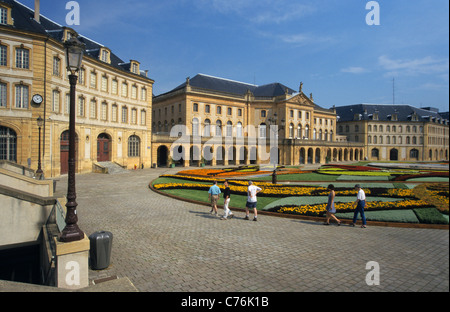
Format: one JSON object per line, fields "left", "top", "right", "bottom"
{"left": 141, "top": 88, "right": 147, "bottom": 101}
{"left": 78, "top": 97, "right": 85, "bottom": 116}
{"left": 193, "top": 103, "right": 198, "bottom": 112}
{"left": 192, "top": 118, "right": 199, "bottom": 136}
{"left": 205, "top": 105, "right": 210, "bottom": 113}
{"left": 112, "top": 104, "right": 118, "bottom": 122}
{"left": 0, "top": 44, "right": 7, "bottom": 66}
{"left": 410, "top": 149, "right": 419, "bottom": 159}
{"left": 237, "top": 122, "right": 243, "bottom": 137}
{"left": 215, "top": 120, "right": 222, "bottom": 136}
{"left": 131, "top": 85, "right": 137, "bottom": 99}
{"left": 128, "top": 135, "right": 140, "bottom": 157}
{"left": 0, "top": 82, "right": 6, "bottom": 107}
{"left": 290, "top": 110, "right": 294, "bottom": 118}
{"left": 140, "top": 110, "right": 146, "bottom": 125}
{"left": 355, "top": 125, "right": 359, "bottom": 132}
{"left": 52, "top": 90, "right": 60, "bottom": 113}
{"left": 260, "top": 123, "right": 267, "bottom": 138}
{"left": 78, "top": 68, "right": 85, "bottom": 84}
{"left": 204, "top": 119, "right": 211, "bottom": 137}
{"left": 101, "top": 76, "right": 108, "bottom": 92}
{"left": 298, "top": 111, "right": 302, "bottom": 119}
{"left": 90, "top": 71, "right": 97, "bottom": 88}
{"left": 101, "top": 49, "right": 109, "bottom": 63}
{"left": 16, "top": 48, "right": 29, "bottom": 69}
{"left": 90, "top": 99, "right": 97, "bottom": 119}
{"left": 228, "top": 107, "right": 232, "bottom": 116}
{"left": 15, "top": 85, "right": 28, "bottom": 108}
{"left": 289, "top": 123, "right": 294, "bottom": 138}
{"left": 64, "top": 93, "right": 70, "bottom": 114}
{"left": 101, "top": 102, "right": 107, "bottom": 121}
{"left": 122, "top": 106, "right": 128, "bottom": 123}
{"left": 226, "top": 121, "right": 232, "bottom": 137}
{"left": 112, "top": 79, "right": 118, "bottom": 94}
{"left": 217, "top": 106, "right": 222, "bottom": 114}
{"left": 122, "top": 82, "right": 128, "bottom": 97}
{"left": 53, "top": 57, "right": 60, "bottom": 76}
{"left": 0, "top": 7, "right": 7, "bottom": 25}
{"left": 261, "top": 110, "right": 266, "bottom": 118}
{"left": 0, "top": 126, "right": 17, "bottom": 162}
{"left": 131, "top": 108, "right": 137, "bottom": 124}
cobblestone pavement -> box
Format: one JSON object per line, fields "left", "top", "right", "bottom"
{"left": 54, "top": 168, "right": 449, "bottom": 292}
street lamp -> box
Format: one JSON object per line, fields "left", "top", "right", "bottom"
{"left": 36, "top": 116, "right": 44, "bottom": 179}
{"left": 60, "top": 37, "right": 85, "bottom": 243}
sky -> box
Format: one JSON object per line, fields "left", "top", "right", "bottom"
{"left": 20, "top": 0, "right": 449, "bottom": 112}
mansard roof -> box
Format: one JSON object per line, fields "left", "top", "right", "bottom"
{"left": 335, "top": 104, "right": 449, "bottom": 123}
{"left": 168, "top": 74, "right": 296, "bottom": 97}
{"left": 1, "top": 0, "right": 152, "bottom": 81}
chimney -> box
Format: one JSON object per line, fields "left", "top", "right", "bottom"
{"left": 34, "top": 0, "right": 40, "bottom": 23}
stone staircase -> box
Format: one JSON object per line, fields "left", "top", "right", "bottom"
{"left": 96, "top": 162, "right": 130, "bottom": 174}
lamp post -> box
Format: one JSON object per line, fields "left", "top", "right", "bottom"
{"left": 60, "top": 37, "right": 85, "bottom": 242}
{"left": 36, "top": 116, "right": 44, "bottom": 179}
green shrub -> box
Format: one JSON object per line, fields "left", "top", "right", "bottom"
{"left": 413, "top": 208, "right": 449, "bottom": 224}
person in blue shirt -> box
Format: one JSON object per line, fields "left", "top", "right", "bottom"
{"left": 208, "top": 181, "right": 221, "bottom": 216}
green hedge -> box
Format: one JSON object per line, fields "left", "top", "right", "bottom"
{"left": 413, "top": 208, "right": 449, "bottom": 224}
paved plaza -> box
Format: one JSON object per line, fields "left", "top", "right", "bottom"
{"left": 54, "top": 167, "right": 449, "bottom": 292}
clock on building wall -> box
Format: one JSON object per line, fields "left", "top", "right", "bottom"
{"left": 32, "top": 94, "right": 43, "bottom": 106}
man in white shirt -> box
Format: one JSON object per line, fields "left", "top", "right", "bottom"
{"left": 245, "top": 181, "right": 262, "bottom": 221}
{"left": 352, "top": 184, "right": 367, "bottom": 228}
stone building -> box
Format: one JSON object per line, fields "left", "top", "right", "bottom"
{"left": 152, "top": 74, "right": 364, "bottom": 167}
{"left": 335, "top": 104, "right": 449, "bottom": 161}
{"left": 0, "top": 0, "right": 154, "bottom": 177}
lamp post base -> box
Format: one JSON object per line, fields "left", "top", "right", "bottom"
{"left": 60, "top": 224, "right": 85, "bottom": 242}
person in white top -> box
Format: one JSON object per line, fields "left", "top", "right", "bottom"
{"left": 352, "top": 184, "right": 367, "bottom": 228}
{"left": 245, "top": 181, "right": 262, "bottom": 221}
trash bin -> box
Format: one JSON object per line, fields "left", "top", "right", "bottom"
{"left": 89, "top": 231, "right": 113, "bottom": 270}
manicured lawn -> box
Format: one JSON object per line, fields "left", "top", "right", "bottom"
{"left": 253, "top": 172, "right": 338, "bottom": 182}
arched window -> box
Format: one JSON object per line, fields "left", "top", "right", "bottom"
{"left": 204, "top": 119, "right": 211, "bottom": 137}
{"left": 226, "top": 121, "right": 233, "bottom": 137}
{"left": 236, "top": 122, "right": 243, "bottom": 138}
{"left": 215, "top": 120, "right": 222, "bottom": 136}
{"left": 0, "top": 126, "right": 17, "bottom": 162}
{"left": 192, "top": 118, "right": 199, "bottom": 136}
{"left": 128, "top": 135, "right": 140, "bottom": 157}
{"left": 260, "top": 123, "right": 267, "bottom": 138}
{"left": 289, "top": 123, "right": 294, "bottom": 138}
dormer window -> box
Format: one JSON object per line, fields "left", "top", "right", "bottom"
{"left": 63, "top": 27, "right": 78, "bottom": 42}
{"left": 0, "top": 4, "right": 13, "bottom": 26}
{"left": 99, "top": 47, "right": 111, "bottom": 64}
{"left": 130, "top": 60, "right": 140, "bottom": 74}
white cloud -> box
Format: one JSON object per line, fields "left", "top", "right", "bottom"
{"left": 341, "top": 67, "right": 368, "bottom": 74}
{"left": 378, "top": 55, "right": 449, "bottom": 77}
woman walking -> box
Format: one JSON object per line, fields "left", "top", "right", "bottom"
{"left": 324, "top": 184, "right": 341, "bottom": 226}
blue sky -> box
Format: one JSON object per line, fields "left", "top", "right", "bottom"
{"left": 21, "top": 0, "right": 449, "bottom": 112}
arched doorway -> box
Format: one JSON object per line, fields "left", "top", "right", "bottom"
{"left": 157, "top": 145, "right": 168, "bottom": 167}
{"left": 390, "top": 148, "right": 398, "bottom": 161}
{"left": 97, "top": 133, "right": 111, "bottom": 162}
{"left": 60, "top": 130, "right": 78, "bottom": 174}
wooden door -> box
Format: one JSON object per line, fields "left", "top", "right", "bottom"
{"left": 97, "top": 134, "right": 111, "bottom": 162}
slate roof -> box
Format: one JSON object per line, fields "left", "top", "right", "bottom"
{"left": 1, "top": 0, "right": 151, "bottom": 80}
{"left": 335, "top": 104, "right": 449, "bottom": 123}
{"left": 167, "top": 73, "right": 296, "bottom": 97}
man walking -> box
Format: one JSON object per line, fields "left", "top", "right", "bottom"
{"left": 245, "top": 181, "right": 262, "bottom": 221}
{"left": 208, "top": 181, "right": 221, "bottom": 216}
{"left": 221, "top": 180, "right": 234, "bottom": 220}
{"left": 352, "top": 184, "right": 367, "bottom": 228}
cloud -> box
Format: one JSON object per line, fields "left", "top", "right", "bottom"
{"left": 341, "top": 67, "right": 368, "bottom": 74}
{"left": 378, "top": 55, "right": 449, "bottom": 77}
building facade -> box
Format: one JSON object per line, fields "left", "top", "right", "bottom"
{"left": 0, "top": 0, "right": 154, "bottom": 177}
{"left": 152, "top": 74, "right": 364, "bottom": 167}
{"left": 335, "top": 104, "right": 449, "bottom": 162}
